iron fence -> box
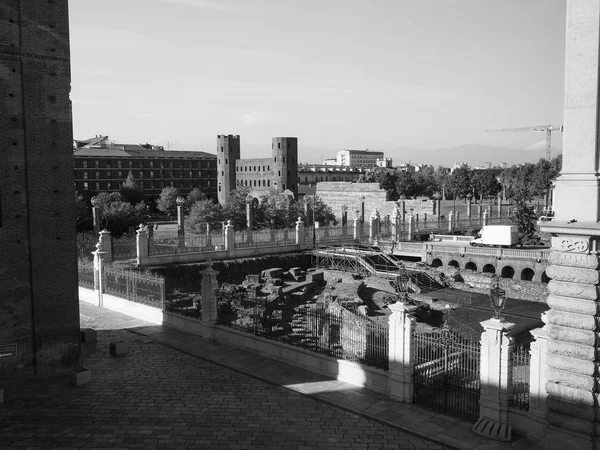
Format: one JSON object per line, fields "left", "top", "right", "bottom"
{"left": 102, "top": 266, "right": 165, "bottom": 308}
{"left": 77, "top": 232, "right": 97, "bottom": 261}
{"left": 217, "top": 293, "right": 389, "bottom": 370}
{"left": 509, "top": 340, "right": 531, "bottom": 411}
{"left": 413, "top": 326, "right": 481, "bottom": 421}
{"left": 112, "top": 235, "right": 137, "bottom": 261}
{"left": 77, "top": 260, "right": 95, "bottom": 289}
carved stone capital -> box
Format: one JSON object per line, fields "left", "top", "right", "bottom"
{"left": 552, "top": 235, "right": 592, "bottom": 254}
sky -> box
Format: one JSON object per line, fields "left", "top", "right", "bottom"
{"left": 69, "top": 0, "right": 567, "bottom": 164}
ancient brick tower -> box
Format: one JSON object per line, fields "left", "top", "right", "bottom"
{"left": 217, "top": 134, "right": 241, "bottom": 204}
{"left": 272, "top": 137, "right": 298, "bottom": 194}
{"left": 0, "top": 0, "right": 81, "bottom": 375}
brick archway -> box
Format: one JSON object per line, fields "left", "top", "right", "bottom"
{"left": 521, "top": 268, "right": 535, "bottom": 281}
{"left": 448, "top": 260, "right": 459, "bottom": 268}
{"left": 501, "top": 265, "right": 515, "bottom": 279}
{"left": 465, "top": 262, "right": 477, "bottom": 271}
{"left": 431, "top": 258, "right": 443, "bottom": 268}
{"left": 483, "top": 264, "right": 495, "bottom": 274}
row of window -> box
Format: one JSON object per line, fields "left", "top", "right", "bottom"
{"left": 301, "top": 175, "right": 359, "bottom": 183}
{"left": 77, "top": 159, "right": 216, "bottom": 170}
{"left": 76, "top": 170, "right": 217, "bottom": 180}
{"left": 79, "top": 179, "right": 214, "bottom": 191}
{"left": 237, "top": 165, "right": 271, "bottom": 172}
{"left": 237, "top": 179, "right": 271, "bottom": 188}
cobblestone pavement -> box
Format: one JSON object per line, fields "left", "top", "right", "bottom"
{"left": 0, "top": 320, "right": 446, "bottom": 449}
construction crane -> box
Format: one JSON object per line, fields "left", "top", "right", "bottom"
{"left": 486, "top": 125, "right": 563, "bottom": 160}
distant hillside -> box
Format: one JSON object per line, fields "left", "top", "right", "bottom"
{"left": 383, "top": 144, "right": 558, "bottom": 167}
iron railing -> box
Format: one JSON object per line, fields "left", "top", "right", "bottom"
{"left": 112, "top": 235, "right": 137, "bottom": 261}
{"left": 413, "top": 326, "right": 481, "bottom": 421}
{"left": 509, "top": 341, "right": 531, "bottom": 411}
{"left": 217, "top": 293, "right": 389, "bottom": 370}
{"left": 102, "top": 266, "right": 165, "bottom": 308}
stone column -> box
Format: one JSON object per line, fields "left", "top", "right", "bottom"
{"left": 539, "top": 2, "right": 600, "bottom": 446}
{"left": 205, "top": 223, "right": 211, "bottom": 248}
{"left": 393, "top": 207, "right": 402, "bottom": 242}
{"left": 369, "top": 210, "right": 380, "bottom": 241}
{"left": 354, "top": 213, "right": 362, "bottom": 243}
{"left": 407, "top": 214, "right": 414, "bottom": 241}
{"left": 387, "top": 302, "right": 417, "bottom": 402}
{"left": 295, "top": 217, "right": 305, "bottom": 246}
{"left": 483, "top": 210, "right": 489, "bottom": 226}
{"left": 177, "top": 205, "right": 185, "bottom": 251}
{"left": 224, "top": 220, "right": 234, "bottom": 251}
{"left": 246, "top": 201, "right": 253, "bottom": 229}
{"left": 92, "top": 206, "right": 101, "bottom": 238}
{"left": 92, "top": 241, "right": 107, "bottom": 307}
{"left": 201, "top": 262, "right": 219, "bottom": 340}
{"left": 497, "top": 193, "right": 503, "bottom": 218}
{"left": 448, "top": 211, "right": 453, "bottom": 233}
{"left": 98, "top": 229, "right": 113, "bottom": 263}
{"left": 527, "top": 318, "right": 550, "bottom": 439}
{"left": 473, "top": 318, "right": 516, "bottom": 442}
{"left": 467, "top": 196, "right": 472, "bottom": 220}
{"left": 136, "top": 224, "right": 149, "bottom": 267}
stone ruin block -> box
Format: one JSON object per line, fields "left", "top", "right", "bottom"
{"left": 261, "top": 268, "right": 283, "bottom": 280}
{"left": 288, "top": 267, "right": 306, "bottom": 282}
{"left": 246, "top": 274, "right": 261, "bottom": 285}
{"left": 269, "top": 277, "right": 284, "bottom": 287}
{"left": 308, "top": 272, "right": 325, "bottom": 284}
{"left": 110, "top": 341, "right": 129, "bottom": 356}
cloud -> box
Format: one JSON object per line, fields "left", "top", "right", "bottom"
{"left": 72, "top": 99, "right": 111, "bottom": 106}
{"left": 526, "top": 140, "right": 547, "bottom": 150}
{"left": 240, "top": 110, "right": 272, "bottom": 126}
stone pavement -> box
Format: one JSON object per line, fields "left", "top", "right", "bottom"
{"left": 0, "top": 301, "right": 543, "bottom": 449}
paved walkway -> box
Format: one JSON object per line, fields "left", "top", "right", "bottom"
{"left": 0, "top": 302, "right": 543, "bottom": 449}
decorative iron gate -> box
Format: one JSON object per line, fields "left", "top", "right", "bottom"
{"left": 413, "top": 325, "right": 481, "bottom": 421}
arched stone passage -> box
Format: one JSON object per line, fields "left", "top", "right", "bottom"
{"left": 521, "top": 268, "right": 535, "bottom": 281}
{"left": 501, "top": 266, "right": 515, "bottom": 279}
{"left": 448, "top": 260, "right": 459, "bottom": 268}
{"left": 465, "top": 262, "right": 477, "bottom": 271}
{"left": 483, "top": 264, "right": 495, "bottom": 274}
{"left": 431, "top": 258, "right": 443, "bottom": 268}
{"left": 541, "top": 271, "right": 550, "bottom": 284}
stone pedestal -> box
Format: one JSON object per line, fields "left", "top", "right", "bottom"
{"left": 98, "top": 229, "right": 113, "bottom": 263}
{"left": 527, "top": 320, "right": 550, "bottom": 440}
{"left": 387, "top": 302, "right": 417, "bottom": 402}
{"left": 136, "top": 225, "right": 149, "bottom": 267}
{"left": 473, "top": 318, "right": 515, "bottom": 442}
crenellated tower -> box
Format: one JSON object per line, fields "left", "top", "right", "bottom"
{"left": 217, "top": 134, "right": 240, "bottom": 204}
{"left": 272, "top": 137, "right": 298, "bottom": 197}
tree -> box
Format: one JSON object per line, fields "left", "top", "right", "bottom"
{"left": 395, "top": 171, "right": 419, "bottom": 198}
{"left": 93, "top": 192, "right": 148, "bottom": 235}
{"left": 472, "top": 170, "right": 502, "bottom": 201}
{"left": 185, "top": 188, "right": 206, "bottom": 208}
{"left": 120, "top": 170, "right": 145, "bottom": 205}
{"left": 222, "top": 187, "right": 252, "bottom": 229}
{"left": 510, "top": 201, "right": 538, "bottom": 245}
{"left": 303, "top": 195, "right": 335, "bottom": 225}
{"left": 157, "top": 186, "right": 180, "bottom": 217}
{"left": 75, "top": 192, "right": 92, "bottom": 232}
{"left": 446, "top": 165, "right": 473, "bottom": 199}
{"left": 263, "top": 191, "right": 303, "bottom": 228}
{"left": 185, "top": 199, "right": 223, "bottom": 234}
{"left": 358, "top": 168, "right": 399, "bottom": 200}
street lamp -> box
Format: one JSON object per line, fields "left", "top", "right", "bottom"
{"left": 433, "top": 191, "right": 441, "bottom": 229}
{"left": 489, "top": 275, "right": 507, "bottom": 320}
{"left": 394, "top": 263, "right": 410, "bottom": 302}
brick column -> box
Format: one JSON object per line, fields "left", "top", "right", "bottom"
{"left": 387, "top": 302, "right": 417, "bottom": 402}
{"left": 201, "top": 262, "right": 219, "bottom": 340}
{"left": 295, "top": 217, "right": 305, "bottom": 246}
{"left": 136, "top": 225, "right": 149, "bottom": 267}
{"left": 473, "top": 318, "right": 516, "bottom": 442}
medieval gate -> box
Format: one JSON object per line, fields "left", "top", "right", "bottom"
{"left": 413, "top": 325, "right": 481, "bottom": 421}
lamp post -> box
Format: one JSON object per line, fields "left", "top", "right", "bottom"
{"left": 394, "top": 263, "right": 410, "bottom": 303}
{"left": 489, "top": 275, "right": 507, "bottom": 320}
{"left": 91, "top": 195, "right": 101, "bottom": 238}
{"left": 433, "top": 191, "right": 441, "bottom": 230}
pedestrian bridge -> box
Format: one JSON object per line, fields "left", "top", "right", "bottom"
{"left": 377, "top": 236, "right": 551, "bottom": 283}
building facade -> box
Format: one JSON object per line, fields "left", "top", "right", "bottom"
{"left": 73, "top": 138, "right": 217, "bottom": 201}
{"left": 335, "top": 149, "right": 384, "bottom": 167}
{"left": 217, "top": 136, "right": 298, "bottom": 204}
{"left": 0, "top": 0, "right": 81, "bottom": 375}
{"left": 297, "top": 164, "right": 365, "bottom": 198}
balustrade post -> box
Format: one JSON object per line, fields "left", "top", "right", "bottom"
{"left": 200, "top": 262, "right": 219, "bottom": 340}
{"left": 136, "top": 224, "right": 149, "bottom": 267}
{"left": 295, "top": 217, "right": 305, "bottom": 246}
{"left": 387, "top": 302, "right": 417, "bottom": 402}
{"left": 473, "top": 318, "right": 516, "bottom": 441}
{"left": 527, "top": 315, "right": 550, "bottom": 439}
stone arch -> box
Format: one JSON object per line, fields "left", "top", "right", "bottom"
{"left": 521, "top": 268, "right": 535, "bottom": 281}
{"left": 483, "top": 264, "right": 495, "bottom": 274}
{"left": 501, "top": 265, "right": 515, "bottom": 279}
{"left": 431, "top": 258, "right": 443, "bottom": 268}
{"left": 541, "top": 271, "right": 550, "bottom": 284}
{"left": 465, "top": 261, "right": 477, "bottom": 271}
{"left": 448, "top": 260, "right": 459, "bottom": 268}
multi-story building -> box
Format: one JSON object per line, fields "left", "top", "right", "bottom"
{"left": 73, "top": 136, "right": 217, "bottom": 201}
{"left": 334, "top": 149, "right": 385, "bottom": 167}
{"left": 0, "top": 0, "right": 81, "bottom": 375}
{"left": 217, "top": 135, "right": 298, "bottom": 204}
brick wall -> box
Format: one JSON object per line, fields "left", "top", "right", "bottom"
{"left": 316, "top": 182, "right": 436, "bottom": 221}
{"left": 0, "top": 0, "right": 80, "bottom": 376}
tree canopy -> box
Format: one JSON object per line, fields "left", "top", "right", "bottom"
{"left": 156, "top": 186, "right": 180, "bottom": 217}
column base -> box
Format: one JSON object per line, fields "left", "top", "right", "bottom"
{"left": 472, "top": 417, "right": 512, "bottom": 441}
